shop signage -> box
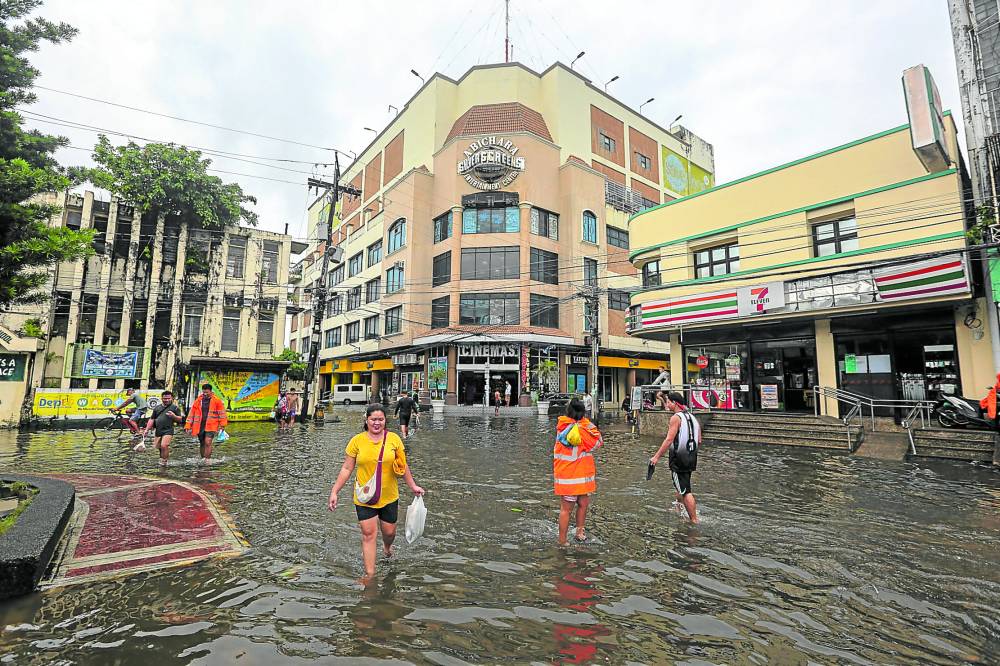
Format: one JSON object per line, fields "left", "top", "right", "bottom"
{"left": 844, "top": 354, "right": 857, "bottom": 374}
{"left": 873, "top": 255, "right": 969, "bottom": 302}
{"left": 571, "top": 355, "right": 590, "bottom": 365}
{"left": 628, "top": 359, "right": 639, "bottom": 368}
{"left": 429, "top": 356, "right": 448, "bottom": 390}
{"left": 457, "top": 137, "right": 525, "bottom": 191}
{"left": 737, "top": 282, "right": 785, "bottom": 315}
{"left": 725, "top": 354, "right": 741, "bottom": 380}
{"left": 761, "top": 384, "right": 779, "bottom": 409}
{"left": 695, "top": 355, "right": 709, "bottom": 369}
{"left": 0, "top": 354, "right": 26, "bottom": 382}
{"left": 81, "top": 348, "right": 139, "bottom": 378}
{"left": 458, "top": 343, "right": 518, "bottom": 358}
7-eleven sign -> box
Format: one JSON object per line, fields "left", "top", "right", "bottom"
{"left": 738, "top": 282, "right": 785, "bottom": 316}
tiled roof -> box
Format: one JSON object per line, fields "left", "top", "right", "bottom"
{"left": 564, "top": 155, "right": 589, "bottom": 167}
{"left": 446, "top": 102, "right": 553, "bottom": 143}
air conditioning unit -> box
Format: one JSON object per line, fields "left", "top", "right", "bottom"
{"left": 328, "top": 245, "right": 345, "bottom": 263}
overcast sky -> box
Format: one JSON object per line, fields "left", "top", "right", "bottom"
{"left": 24, "top": 0, "right": 960, "bottom": 242}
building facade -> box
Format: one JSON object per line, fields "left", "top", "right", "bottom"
{"left": 289, "top": 62, "right": 714, "bottom": 406}
{"left": 0, "top": 190, "right": 303, "bottom": 423}
{"left": 626, "top": 106, "right": 994, "bottom": 415}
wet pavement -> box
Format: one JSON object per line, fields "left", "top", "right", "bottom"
{"left": 1, "top": 414, "right": 999, "bottom": 664}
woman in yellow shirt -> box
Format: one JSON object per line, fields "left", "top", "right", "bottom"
{"left": 328, "top": 404, "right": 424, "bottom": 580}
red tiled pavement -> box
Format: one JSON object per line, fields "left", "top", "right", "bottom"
{"left": 65, "top": 545, "right": 229, "bottom": 577}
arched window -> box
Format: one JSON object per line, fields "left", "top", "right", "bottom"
{"left": 582, "top": 210, "right": 597, "bottom": 244}
{"left": 387, "top": 218, "right": 406, "bottom": 254}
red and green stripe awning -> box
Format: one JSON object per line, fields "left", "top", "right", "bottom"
{"left": 874, "top": 255, "right": 968, "bottom": 301}
{"left": 640, "top": 290, "right": 739, "bottom": 327}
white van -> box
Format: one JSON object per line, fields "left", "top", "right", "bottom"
{"left": 333, "top": 384, "right": 370, "bottom": 405}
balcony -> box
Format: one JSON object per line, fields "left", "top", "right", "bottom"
{"left": 605, "top": 180, "right": 659, "bottom": 215}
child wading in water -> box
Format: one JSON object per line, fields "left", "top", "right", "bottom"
{"left": 553, "top": 398, "right": 603, "bottom": 545}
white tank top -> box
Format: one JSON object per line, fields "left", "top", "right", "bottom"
{"left": 675, "top": 410, "right": 701, "bottom": 449}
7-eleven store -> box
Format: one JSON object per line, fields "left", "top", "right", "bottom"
{"left": 630, "top": 253, "right": 989, "bottom": 414}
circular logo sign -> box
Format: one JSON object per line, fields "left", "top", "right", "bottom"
{"left": 695, "top": 355, "right": 709, "bottom": 369}
{"left": 457, "top": 137, "right": 526, "bottom": 191}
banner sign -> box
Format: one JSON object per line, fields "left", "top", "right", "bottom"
{"left": 33, "top": 389, "right": 163, "bottom": 419}
{"left": 81, "top": 349, "right": 139, "bottom": 378}
{"left": 198, "top": 370, "right": 280, "bottom": 421}
{"left": 429, "top": 356, "right": 448, "bottom": 390}
{"left": 873, "top": 255, "right": 969, "bottom": 302}
{"left": 0, "top": 354, "right": 26, "bottom": 382}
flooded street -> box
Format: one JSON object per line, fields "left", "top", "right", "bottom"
{"left": 1, "top": 414, "right": 999, "bottom": 664}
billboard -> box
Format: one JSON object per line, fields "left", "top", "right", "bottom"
{"left": 81, "top": 348, "right": 139, "bottom": 378}
{"left": 33, "top": 389, "right": 164, "bottom": 419}
{"left": 197, "top": 369, "right": 280, "bottom": 421}
{"left": 661, "top": 146, "right": 714, "bottom": 197}
{"left": 902, "top": 64, "right": 949, "bottom": 173}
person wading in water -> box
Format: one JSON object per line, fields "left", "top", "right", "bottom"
{"left": 649, "top": 391, "right": 702, "bottom": 524}
{"left": 327, "top": 404, "right": 425, "bottom": 582}
{"left": 553, "top": 398, "right": 603, "bottom": 545}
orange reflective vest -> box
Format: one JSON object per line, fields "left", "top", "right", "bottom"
{"left": 981, "top": 374, "right": 1000, "bottom": 419}
{"left": 553, "top": 416, "right": 602, "bottom": 496}
{"left": 185, "top": 394, "right": 228, "bottom": 435}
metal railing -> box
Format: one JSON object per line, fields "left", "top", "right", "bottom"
{"left": 842, "top": 402, "right": 863, "bottom": 452}
{"left": 812, "top": 386, "right": 934, "bottom": 432}
{"left": 901, "top": 402, "right": 934, "bottom": 455}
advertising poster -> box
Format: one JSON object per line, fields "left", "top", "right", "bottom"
{"left": 81, "top": 349, "right": 139, "bottom": 378}
{"left": 661, "top": 146, "right": 715, "bottom": 196}
{"left": 691, "top": 388, "right": 734, "bottom": 410}
{"left": 761, "top": 384, "right": 780, "bottom": 410}
{"left": 198, "top": 370, "right": 280, "bottom": 421}
{"left": 33, "top": 389, "right": 163, "bottom": 419}
{"left": 429, "top": 356, "right": 448, "bottom": 390}
{"left": 0, "top": 354, "right": 26, "bottom": 382}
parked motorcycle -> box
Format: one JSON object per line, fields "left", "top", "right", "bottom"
{"left": 932, "top": 390, "right": 998, "bottom": 430}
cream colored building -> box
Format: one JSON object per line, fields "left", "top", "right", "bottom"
{"left": 627, "top": 107, "right": 993, "bottom": 415}
{"left": 289, "top": 62, "right": 714, "bottom": 406}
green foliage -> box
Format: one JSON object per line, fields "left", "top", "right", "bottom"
{"left": 967, "top": 204, "right": 996, "bottom": 244}
{"left": 0, "top": 480, "right": 38, "bottom": 537}
{"left": 536, "top": 359, "right": 559, "bottom": 397}
{"left": 20, "top": 317, "right": 43, "bottom": 337}
{"left": 274, "top": 347, "right": 306, "bottom": 380}
{"left": 85, "top": 136, "right": 258, "bottom": 228}
{"left": 0, "top": 1, "right": 92, "bottom": 307}
{"left": 428, "top": 365, "right": 448, "bottom": 399}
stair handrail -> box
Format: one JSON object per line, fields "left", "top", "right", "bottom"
{"left": 901, "top": 401, "right": 935, "bottom": 455}
{"left": 842, "top": 402, "right": 863, "bottom": 452}
{"left": 813, "top": 385, "right": 936, "bottom": 432}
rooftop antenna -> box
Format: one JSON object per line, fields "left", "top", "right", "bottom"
{"left": 504, "top": 0, "right": 511, "bottom": 63}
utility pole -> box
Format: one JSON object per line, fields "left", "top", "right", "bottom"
{"left": 504, "top": 0, "right": 510, "bottom": 63}
{"left": 580, "top": 286, "right": 602, "bottom": 425}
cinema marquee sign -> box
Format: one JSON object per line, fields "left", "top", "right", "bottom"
{"left": 457, "top": 137, "right": 525, "bottom": 191}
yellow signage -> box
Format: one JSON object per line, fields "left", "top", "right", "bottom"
{"left": 33, "top": 389, "right": 162, "bottom": 419}
{"left": 597, "top": 356, "right": 667, "bottom": 370}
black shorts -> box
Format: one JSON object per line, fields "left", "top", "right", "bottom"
{"left": 198, "top": 431, "right": 217, "bottom": 445}
{"left": 398, "top": 415, "right": 411, "bottom": 426}
{"left": 355, "top": 500, "right": 398, "bottom": 523}
{"left": 671, "top": 469, "right": 693, "bottom": 496}
{"left": 154, "top": 427, "right": 175, "bottom": 438}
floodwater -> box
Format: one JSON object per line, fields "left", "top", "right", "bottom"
{"left": 1, "top": 413, "right": 999, "bottom": 665}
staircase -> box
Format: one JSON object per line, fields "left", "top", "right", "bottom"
{"left": 700, "top": 411, "right": 862, "bottom": 452}
{"left": 908, "top": 428, "right": 997, "bottom": 462}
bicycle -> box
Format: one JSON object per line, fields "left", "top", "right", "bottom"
{"left": 92, "top": 409, "right": 143, "bottom": 442}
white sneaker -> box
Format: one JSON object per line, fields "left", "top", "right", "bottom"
{"left": 133, "top": 442, "right": 146, "bottom": 452}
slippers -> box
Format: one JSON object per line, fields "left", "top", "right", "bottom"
{"left": 574, "top": 531, "right": 587, "bottom": 542}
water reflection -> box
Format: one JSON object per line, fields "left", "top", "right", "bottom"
{"left": 0, "top": 419, "right": 998, "bottom": 664}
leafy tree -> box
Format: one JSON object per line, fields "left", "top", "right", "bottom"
{"left": 274, "top": 347, "right": 306, "bottom": 380}
{"left": 86, "top": 136, "right": 258, "bottom": 228}
{"left": 0, "top": 0, "right": 93, "bottom": 307}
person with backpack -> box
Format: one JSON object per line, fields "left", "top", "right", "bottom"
{"left": 553, "top": 398, "right": 603, "bottom": 545}
{"left": 648, "top": 391, "right": 701, "bottom": 524}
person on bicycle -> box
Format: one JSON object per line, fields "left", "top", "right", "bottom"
{"left": 114, "top": 388, "right": 148, "bottom": 437}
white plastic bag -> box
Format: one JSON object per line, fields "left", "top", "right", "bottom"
{"left": 404, "top": 495, "right": 426, "bottom": 544}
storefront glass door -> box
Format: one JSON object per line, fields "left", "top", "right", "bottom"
{"left": 567, "top": 371, "right": 587, "bottom": 394}
{"left": 685, "top": 344, "right": 751, "bottom": 410}
{"left": 750, "top": 339, "right": 817, "bottom": 412}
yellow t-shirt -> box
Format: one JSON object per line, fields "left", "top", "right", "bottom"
{"left": 346, "top": 431, "right": 407, "bottom": 508}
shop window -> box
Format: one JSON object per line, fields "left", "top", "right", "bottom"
{"left": 384, "top": 306, "right": 402, "bottom": 335}
{"left": 608, "top": 289, "right": 629, "bottom": 311}
{"left": 387, "top": 218, "right": 406, "bottom": 253}
{"left": 226, "top": 237, "right": 246, "bottom": 279}
{"left": 584, "top": 258, "right": 598, "bottom": 287}
{"left": 386, "top": 265, "right": 404, "bottom": 293}
{"left": 460, "top": 247, "right": 519, "bottom": 280}
{"left": 346, "top": 321, "right": 360, "bottom": 344}
{"left": 607, "top": 226, "right": 629, "bottom": 249}
{"left": 222, "top": 307, "right": 241, "bottom": 351}
{"left": 431, "top": 296, "right": 450, "bottom": 328}
{"left": 433, "top": 251, "right": 451, "bottom": 286}
{"left": 813, "top": 217, "right": 858, "bottom": 257}
{"left": 694, "top": 242, "right": 740, "bottom": 278}
{"left": 367, "top": 240, "right": 382, "bottom": 267}
{"left": 642, "top": 260, "right": 661, "bottom": 287}
{"left": 530, "top": 207, "right": 559, "bottom": 240}
{"left": 433, "top": 212, "right": 452, "bottom": 243}
{"left": 462, "top": 207, "right": 519, "bottom": 234}
{"left": 364, "top": 315, "right": 379, "bottom": 340}
{"left": 459, "top": 293, "right": 519, "bottom": 325}
{"left": 582, "top": 210, "right": 598, "bottom": 244}
{"left": 348, "top": 252, "right": 363, "bottom": 277}
{"left": 530, "top": 248, "right": 559, "bottom": 285}
{"left": 530, "top": 294, "right": 559, "bottom": 328}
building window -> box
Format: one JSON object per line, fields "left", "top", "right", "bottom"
{"left": 222, "top": 307, "right": 241, "bottom": 352}
{"left": 324, "top": 327, "right": 340, "bottom": 348}
{"left": 364, "top": 315, "right": 379, "bottom": 340}
{"left": 329, "top": 264, "right": 344, "bottom": 287}
{"left": 387, "top": 218, "right": 406, "bottom": 253}
{"left": 694, "top": 242, "right": 740, "bottom": 278}
{"left": 530, "top": 293, "right": 559, "bottom": 328}
{"left": 386, "top": 265, "right": 404, "bottom": 293}
{"left": 636, "top": 151, "right": 652, "bottom": 171}
{"left": 461, "top": 206, "right": 519, "bottom": 234}
{"left": 584, "top": 258, "right": 598, "bottom": 287}
{"left": 642, "top": 260, "right": 661, "bottom": 287}
{"left": 384, "top": 306, "right": 402, "bottom": 335}
{"left": 433, "top": 212, "right": 452, "bottom": 243}
{"left": 431, "top": 296, "right": 450, "bottom": 328}
{"left": 257, "top": 312, "right": 274, "bottom": 354}
{"left": 582, "top": 210, "right": 598, "bottom": 244}
{"left": 813, "top": 217, "right": 859, "bottom": 257}
{"left": 226, "top": 237, "right": 246, "bottom": 279}
{"left": 530, "top": 207, "right": 559, "bottom": 240}
{"left": 608, "top": 288, "right": 629, "bottom": 311}
{"left": 530, "top": 248, "right": 559, "bottom": 285}
{"left": 348, "top": 252, "right": 363, "bottom": 277}
{"left": 183, "top": 305, "right": 203, "bottom": 345}
{"left": 348, "top": 285, "right": 362, "bottom": 310}
{"left": 607, "top": 226, "right": 629, "bottom": 249}
{"left": 65, "top": 210, "right": 82, "bottom": 229}
{"left": 599, "top": 131, "right": 616, "bottom": 153}
{"left": 432, "top": 251, "right": 452, "bottom": 286}
{"left": 459, "top": 293, "right": 520, "bottom": 325}
{"left": 300, "top": 337, "right": 310, "bottom": 358}
{"left": 365, "top": 277, "right": 381, "bottom": 303}
{"left": 262, "top": 240, "right": 279, "bottom": 284}
{"left": 331, "top": 293, "right": 343, "bottom": 315}
{"left": 460, "top": 247, "right": 519, "bottom": 280}
{"left": 367, "top": 240, "right": 382, "bottom": 267}
{"left": 346, "top": 321, "right": 359, "bottom": 344}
